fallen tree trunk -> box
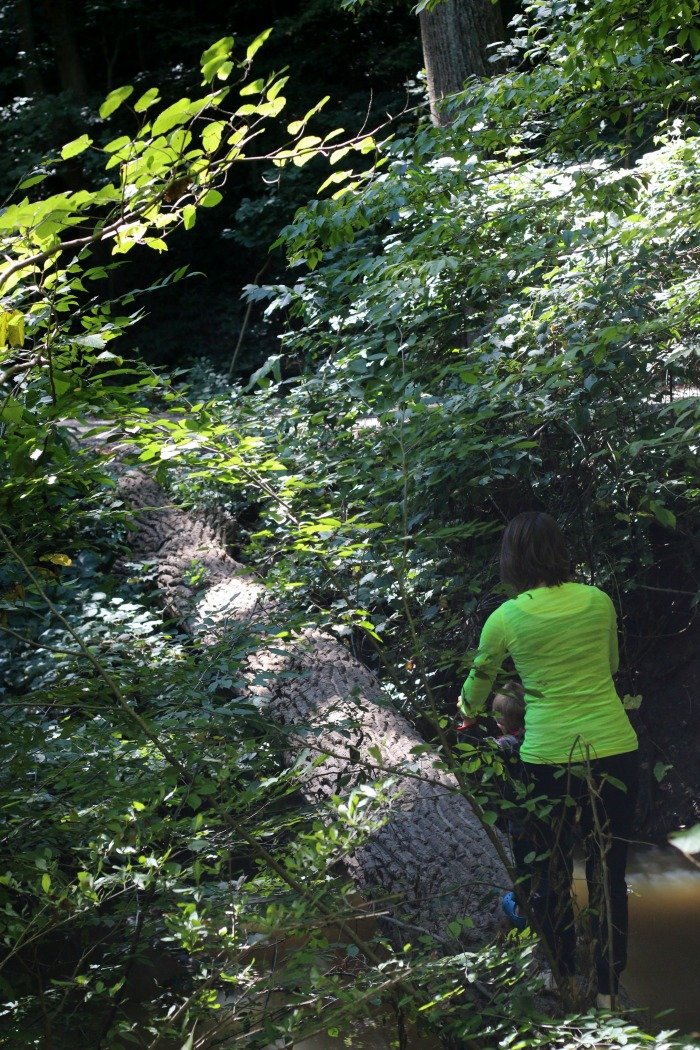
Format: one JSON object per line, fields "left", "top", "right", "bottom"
{"left": 117, "top": 470, "right": 510, "bottom": 947}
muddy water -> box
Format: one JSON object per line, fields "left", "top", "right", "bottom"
{"left": 582, "top": 846, "right": 700, "bottom": 1035}
{"left": 299, "top": 846, "right": 700, "bottom": 1048}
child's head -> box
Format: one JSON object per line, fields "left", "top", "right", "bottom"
{"left": 492, "top": 681, "right": 525, "bottom": 735}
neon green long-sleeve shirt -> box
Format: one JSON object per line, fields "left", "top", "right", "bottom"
{"left": 458, "top": 582, "right": 638, "bottom": 764}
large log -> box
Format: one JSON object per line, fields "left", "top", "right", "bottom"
{"left": 117, "top": 471, "right": 510, "bottom": 947}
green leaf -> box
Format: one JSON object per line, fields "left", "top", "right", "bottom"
{"left": 239, "top": 79, "right": 265, "bottom": 97}
{"left": 355, "top": 135, "right": 376, "bottom": 154}
{"left": 183, "top": 204, "right": 197, "bottom": 230}
{"left": 39, "top": 554, "right": 73, "bottom": 567}
{"left": 169, "top": 128, "right": 192, "bottom": 154}
{"left": 246, "top": 27, "right": 273, "bottom": 62}
{"left": 0, "top": 397, "right": 25, "bottom": 424}
{"left": 2, "top": 311, "right": 25, "bottom": 348}
{"left": 199, "top": 188, "right": 223, "bottom": 208}
{"left": 318, "top": 170, "right": 352, "bottom": 193}
{"left": 152, "top": 99, "right": 193, "bottom": 136}
{"left": 61, "top": 134, "right": 92, "bottom": 160}
{"left": 134, "top": 87, "right": 161, "bottom": 113}
{"left": 267, "top": 76, "right": 289, "bottom": 102}
{"left": 287, "top": 96, "right": 330, "bottom": 136}
{"left": 649, "top": 500, "right": 676, "bottom": 529}
{"left": 201, "top": 37, "right": 235, "bottom": 84}
{"left": 330, "top": 146, "right": 351, "bottom": 165}
{"left": 202, "top": 121, "right": 226, "bottom": 153}
{"left": 18, "top": 172, "right": 49, "bottom": 189}
{"left": 292, "top": 135, "right": 323, "bottom": 167}
{"left": 41, "top": 873, "right": 51, "bottom": 893}
{"left": 99, "top": 85, "right": 134, "bottom": 119}
{"left": 104, "top": 135, "right": 132, "bottom": 154}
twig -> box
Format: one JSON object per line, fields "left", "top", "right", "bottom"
{"left": 227, "top": 258, "right": 270, "bottom": 380}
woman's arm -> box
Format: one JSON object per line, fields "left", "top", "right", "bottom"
{"left": 458, "top": 607, "right": 508, "bottom": 718}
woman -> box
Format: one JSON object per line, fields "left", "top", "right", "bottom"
{"left": 457, "top": 511, "right": 638, "bottom": 1007}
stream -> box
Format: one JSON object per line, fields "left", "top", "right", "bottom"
{"left": 600, "top": 845, "right": 700, "bottom": 1035}
{"left": 296, "top": 846, "right": 700, "bottom": 1049}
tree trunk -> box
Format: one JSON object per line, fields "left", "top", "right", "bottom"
{"left": 116, "top": 470, "right": 510, "bottom": 949}
{"left": 45, "top": 0, "right": 88, "bottom": 103}
{"left": 420, "top": 0, "right": 504, "bottom": 125}
{"left": 15, "top": 0, "right": 45, "bottom": 96}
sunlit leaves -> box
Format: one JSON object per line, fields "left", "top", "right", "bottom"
{"left": 104, "top": 134, "right": 131, "bottom": 154}
{"left": 134, "top": 86, "right": 161, "bottom": 112}
{"left": 182, "top": 204, "right": 197, "bottom": 230}
{"left": 98, "top": 84, "right": 134, "bottom": 119}
{"left": 38, "top": 553, "right": 73, "bottom": 567}
{"left": 267, "top": 75, "right": 289, "bottom": 102}
{"left": 246, "top": 27, "right": 273, "bottom": 63}
{"left": 291, "top": 135, "right": 323, "bottom": 167}
{"left": 287, "top": 95, "right": 331, "bottom": 137}
{"left": 0, "top": 29, "right": 357, "bottom": 585}
{"left": 199, "top": 188, "right": 223, "bottom": 208}
{"left": 18, "top": 170, "right": 49, "bottom": 190}
{"left": 202, "top": 120, "right": 227, "bottom": 153}
{"left": 239, "top": 78, "right": 266, "bottom": 97}
{"left": 0, "top": 310, "right": 25, "bottom": 348}
{"left": 151, "top": 98, "right": 195, "bottom": 137}
{"left": 244, "top": 0, "right": 700, "bottom": 689}
{"left": 60, "top": 133, "right": 93, "bottom": 159}
{"left": 200, "top": 36, "right": 235, "bottom": 84}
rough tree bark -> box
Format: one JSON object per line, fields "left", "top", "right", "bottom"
{"left": 419, "top": 0, "right": 504, "bottom": 125}
{"left": 116, "top": 470, "right": 510, "bottom": 949}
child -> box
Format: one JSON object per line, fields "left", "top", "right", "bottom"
{"left": 491, "top": 681, "right": 525, "bottom": 756}
{"left": 490, "top": 682, "right": 530, "bottom": 930}
{"left": 456, "top": 680, "right": 529, "bottom": 917}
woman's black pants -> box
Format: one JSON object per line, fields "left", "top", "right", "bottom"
{"left": 520, "top": 750, "right": 639, "bottom": 995}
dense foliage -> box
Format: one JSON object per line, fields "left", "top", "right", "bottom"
{"left": 1, "top": 0, "right": 699, "bottom": 1047}
{"left": 0, "top": 0, "right": 421, "bottom": 370}
{"left": 203, "top": 0, "right": 700, "bottom": 706}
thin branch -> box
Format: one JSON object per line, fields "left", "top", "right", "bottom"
{"left": 0, "top": 354, "right": 44, "bottom": 386}
{"left": 0, "top": 622, "right": 85, "bottom": 659}
{"left": 227, "top": 258, "right": 270, "bottom": 380}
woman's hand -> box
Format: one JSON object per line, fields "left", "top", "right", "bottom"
{"left": 455, "top": 703, "right": 477, "bottom": 732}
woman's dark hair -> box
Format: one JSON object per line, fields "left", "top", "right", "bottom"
{"left": 499, "top": 511, "right": 570, "bottom": 593}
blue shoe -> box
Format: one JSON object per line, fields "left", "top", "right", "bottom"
{"left": 501, "top": 891, "right": 526, "bottom": 930}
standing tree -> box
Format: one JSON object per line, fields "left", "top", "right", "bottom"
{"left": 418, "top": 0, "right": 503, "bottom": 124}
{"left": 14, "top": 0, "right": 45, "bottom": 96}
{"left": 44, "top": 0, "right": 89, "bottom": 103}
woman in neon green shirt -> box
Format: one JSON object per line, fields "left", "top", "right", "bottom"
{"left": 459, "top": 511, "right": 639, "bottom": 1007}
